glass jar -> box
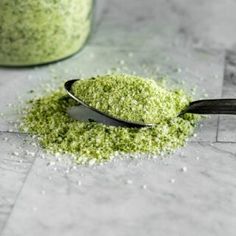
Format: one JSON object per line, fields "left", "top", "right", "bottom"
{"left": 0, "top": 0, "right": 93, "bottom": 66}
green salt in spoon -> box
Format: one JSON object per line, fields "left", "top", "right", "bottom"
{"left": 65, "top": 79, "right": 236, "bottom": 128}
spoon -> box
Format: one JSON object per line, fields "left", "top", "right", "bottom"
{"left": 65, "top": 79, "right": 236, "bottom": 128}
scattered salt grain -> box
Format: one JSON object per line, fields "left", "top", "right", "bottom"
{"left": 125, "top": 179, "right": 133, "bottom": 185}
{"left": 128, "top": 52, "right": 133, "bottom": 57}
{"left": 41, "top": 190, "right": 46, "bottom": 195}
{"left": 25, "top": 150, "right": 36, "bottom": 157}
{"left": 33, "top": 207, "right": 38, "bottom": 211}
{"left": 141, "top": 184, "right": 147, "bottom": 189}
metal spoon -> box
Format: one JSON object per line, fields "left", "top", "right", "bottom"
{"left": 65, "top": 79, "right": 236, "bottom": 128}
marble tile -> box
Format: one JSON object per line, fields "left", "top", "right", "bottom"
{"left": 0, "top": 46, "right": 224, "bottom": 142}
{"left": 90, "top": 0, "right": 180, "bottom": 48}
{"left": 217, "top": 116, "right": 236, "bottom": 142}
{"left": 0, "top": 66, "right": 56, "bottom": 132}
{"left": 218, "top": 50, "right": 236, "bottom": 142}
{"left": 0, "top": 133, "right": 38, "bottom": 234}
{"left": 2, "top": 142, "right": 236, "bottom": 236}
{"left": 168, "top": 0, "right": 236, "bottom": 50}
{"left": 90, "top": 0, "right": 236, "bottom": 50}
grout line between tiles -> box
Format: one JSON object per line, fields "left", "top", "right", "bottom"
{"left": 215, "top": 141, "right": 236, "bottom": 144}
{"left": 0, "top": 131, "right": 27, "bottom": 135}
{"left": 1, "top": 131, "right": 235, "bottom": 144}
{"left": 216, "top": 50, "right": 227, "bottom": 142}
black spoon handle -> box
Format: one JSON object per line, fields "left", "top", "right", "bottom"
{"left": 181, "top": 99, "right": 236, "bottom": 115}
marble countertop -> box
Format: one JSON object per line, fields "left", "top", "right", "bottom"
{"left": 0, "top": 0, "right": 236, "bottom": 235}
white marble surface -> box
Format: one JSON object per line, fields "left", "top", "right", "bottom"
{"left": 0, "top": 133, "right": 38, "bottom": 232}
{"left": 2, "top": 143, "right": 236, "bottom": 236}
{"left": 1, "top": 0, "right": 236, "bottom": 235}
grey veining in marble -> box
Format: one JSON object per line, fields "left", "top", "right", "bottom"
{"left": 0, "top": 0, "right": 236, "bottom": 235}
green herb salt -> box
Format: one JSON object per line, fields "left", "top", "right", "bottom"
{"left": 21, "top": 74, "right": 200, "bottom": 164}
{"left": 72, "top": 74, "right": 190, "bottom": 124}
{"left": 0, "top": 0, "right": 92, "bottom": 66}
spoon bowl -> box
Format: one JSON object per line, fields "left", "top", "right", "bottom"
{"left": 65, "top": 79, "right": 236, "bottom": 128}
{"left": 65, "top": 79, "right": 152, "bottom": 128}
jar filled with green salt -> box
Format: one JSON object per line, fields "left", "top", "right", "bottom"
{"left": 0, "top": 0, "right": 93, "bottom": 66}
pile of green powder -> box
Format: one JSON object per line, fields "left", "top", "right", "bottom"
{"left": 21, "top": 74, "right": 199, "bottom": 164}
